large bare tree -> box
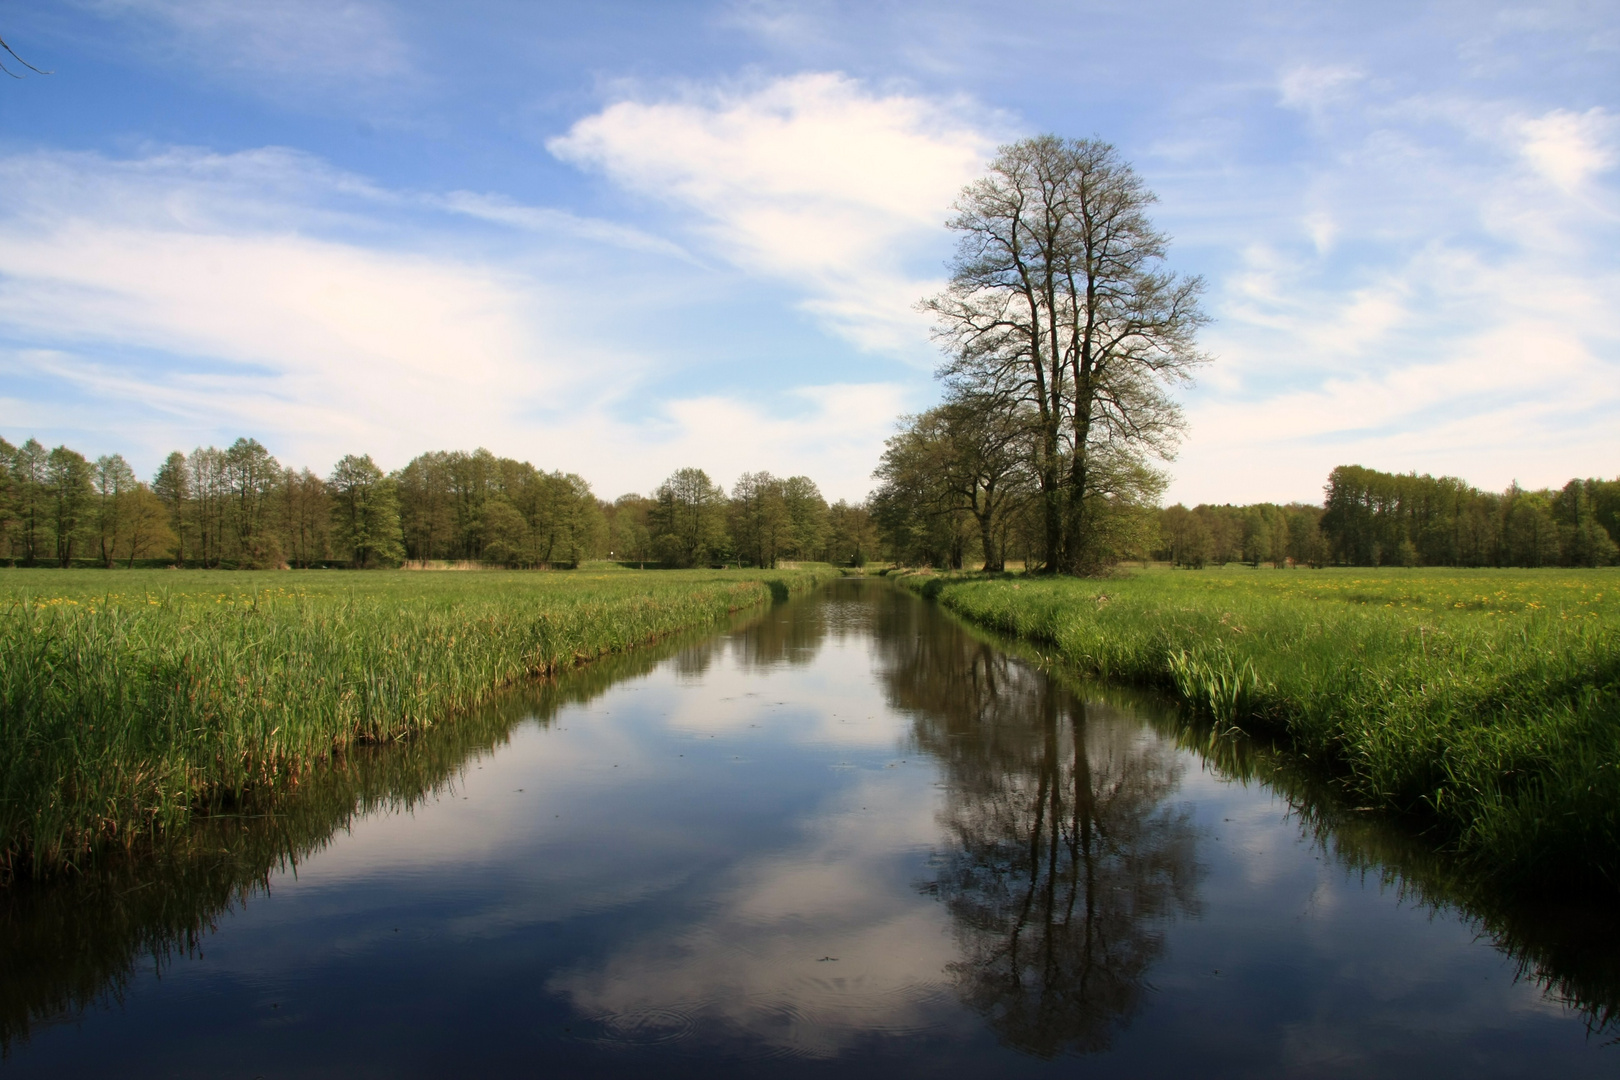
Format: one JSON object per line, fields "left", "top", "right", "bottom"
{"left": 925, "top": 136, "right": 1206, "bottom": 573}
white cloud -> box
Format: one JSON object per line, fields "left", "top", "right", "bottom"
{"left": 551, "top": 772, "right": 956, "bottom": 1058}
{"left": 1173, "top": 243, "right": 1619, "bottom": 503}
{"left": 0, "top": 147, "right": 908, "bottom": 500}
{"left": 0, "top": 151, "right": 579, "bottom": 464}
{"left": 648, "top": 383, "right": 909, "bottom": 494}
{"left": 1517, "top": 107, "right": 1617, "bottom": 193}
{"left": 549, "top": 72, "right": 1001, "bottom": 356}
{"left": 1160, "top": 65, "right": 1620, "bottom": 505}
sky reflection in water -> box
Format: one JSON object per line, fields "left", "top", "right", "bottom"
{"left": 4, "top": 580, "right": 1614, "bottom": 1077}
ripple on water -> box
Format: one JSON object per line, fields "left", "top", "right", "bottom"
{"left": 587, "top": 1006, "right": 698, "bottom": 1046}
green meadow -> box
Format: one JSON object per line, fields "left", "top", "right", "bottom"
{"left": 0, "top": 565, "right": 834, "bottom": 878}
{"left": 900, "top": 566, "right": 1620, "bottom": 892}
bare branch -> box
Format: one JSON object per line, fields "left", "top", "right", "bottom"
{"left": 0, "top": 33, "right": 52, "bottom": 76}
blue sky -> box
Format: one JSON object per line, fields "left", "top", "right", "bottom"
{"left": 1, "top": 1, "right": 1615, "bottom": 504}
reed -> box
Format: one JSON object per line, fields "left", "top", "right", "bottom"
{"left": 899, "top": 567, "right": 1620, "bottom": 891}
{"left": 0, "top": 566, "right": 833, "bottom": 878}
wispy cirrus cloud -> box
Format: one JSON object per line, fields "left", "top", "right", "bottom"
{"left": 435, "top": 190, "right": 698, "bottom": 261}
{"left": 84, "top": 0, "right": 416, "bottom": 104}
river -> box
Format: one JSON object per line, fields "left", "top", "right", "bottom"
{"left": 2, "top": 578, "right": 1615, "bottom": 1077}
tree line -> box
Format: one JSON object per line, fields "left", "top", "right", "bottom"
{"left": 1314, "top": 465, "right": 1619, "bottom": 569}
{"left": 872, "top": 448, "right": 1618, "bottom": 571}
{"left": 0, "top": 435, "right": 878, "bottom": 570}
{"left": 4, "top": 432, "right": 1611, "bottom": 573}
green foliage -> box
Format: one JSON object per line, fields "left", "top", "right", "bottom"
{"left": 44, "top": 446, "right": 93, "bottom": 568}
{"left": 649, "top": 467, "right": 729, "bottom": 567}
{"left": 1159, "top": 501, "right": 1324, "bottom": 568}
{"left": 395, "top": 448, "right": 606, "bottom": 567}
{"left": 898, "top": 566, "right": 1620, "bottom": 892}
{"left": 0, "top": 566, "right": 834, "bottom": 877}
{"left": 1, "top": 431, "right": 867, "bottom": 575}
{"left": 824, "top": 499, "right": 878, "bottom": 567}
{"left": 728, "top": 472, "right": 829, "bottom": 569}
{"left": 1322, "top": 465, "right": 1620, "bottom": 568}
{"left": 328, "top": 454, "right": 403, "bottom": 568}
{"left": 605, "top": 492, "right": 654, "bottom": 563}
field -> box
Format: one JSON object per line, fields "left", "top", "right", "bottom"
{"left": 900, "top": 566, "right": 1620, "bottom": 892}
{"left": 0, "top": 565, "right": 834, "bottom": 878}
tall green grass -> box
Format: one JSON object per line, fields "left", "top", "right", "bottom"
{"left": 899, "top": 567, "right": 1620, "bottom": 892}
{"left": 0, "top": 566, "right": 833, "bottom": 877}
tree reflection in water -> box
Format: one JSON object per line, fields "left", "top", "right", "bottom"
{"left": 668, "top": 585, "right": 833, "bottom": 681}
{"left": 872, "top": 589, "right": 1203, "bottom": 1057}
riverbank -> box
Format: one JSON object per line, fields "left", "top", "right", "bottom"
{"left": 896, "top": 567, "right": 1620, "bottom": 893}
{"left": 0, "top": 566, "right": 835, "bottom": 879}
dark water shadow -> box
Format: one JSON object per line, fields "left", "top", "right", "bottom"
{"left": 0, "top": 602, "right": 784, "bottom": 1055}
{"left": 896, "top": 579, "right": 1620, "bottom": 1046}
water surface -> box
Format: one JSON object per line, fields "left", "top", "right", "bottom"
{"left": 4, "top": 579, "right": 1616, "bottom": 1077}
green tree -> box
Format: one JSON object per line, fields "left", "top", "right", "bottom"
{"left": 1284, "top": 505, "right": 1326, "bottom": 567}
{"left": 448, "top": 448, "right": 501, "bottom": 558}
{"left": 1502, "top": 485, "right": 1560, "bottom": 568}
{"left": 91, "top": 453, "right": 138, "bottom": 568}
{"left": 152, "top": 451, "right": 192, "bottom": 564}
{"left": 0, "top": 436, "right": 15, "bottom": 561}
{"left": 606, "top": 494, "right": 654, "bottom": 564}
{"left": 11, "top": 438, "right": 49, "bottom": 565}
{"left": 329, "top": 454, "right": 403, "bottom": 568}
{"left": 823, "top": 499, "right": 878, "bottom": 567}
{"left": 649, "top": 467, "right": 728, "bottom": 568}
{"left": 187, "top": 446, "right": 228, "bottom": 567}
{"left": 872, "top": 399, "right": 1036, "bottom": 571}
{"left": 395, "top": 450, "right": 455, "bottom": 560}
{"left": 518, "top": 469, "right": 601, "bottom": 568}
{"left": 478, "top": 496, "right": 528, "bottom": 566}
{"left": 279, "top": 467, "right": 331, "bottom": 568}
{"left": 1553, "top": 479, "right": 1620, "bottom": 568}
{"left": 223, "top": 437, "right": 282, "bottom": 568}
{"left": 45, "top": 445, "right": 93, "bottom": 567}
{"left": 871, "top": 417, "right": 975, "bottom": 569}
{"left": 730, "top": 472, "right": 790, "bottom": 568}
{"left": 781, "top": 476, "right": 828, "bottom": 562}
{"left": 1159, "top": 504, "right": 1210, "bottom": 568}
{"left": 118, "top": 484, "right": 177, "bottom": 567}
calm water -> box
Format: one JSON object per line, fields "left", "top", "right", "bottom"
{"left": 4, "top": 579, "right": 1617, "bottom": 1077}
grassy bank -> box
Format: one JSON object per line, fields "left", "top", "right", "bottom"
{"left": 0, "top": 635, "right": 697, "bottom": 1049}
{"left": 898, "top": 567, "right": 1620, "bottom": 892}
{"left": 0, "top": 566, "right": 833, "bottom": 878}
